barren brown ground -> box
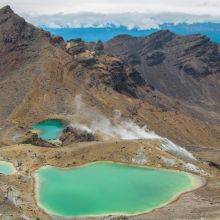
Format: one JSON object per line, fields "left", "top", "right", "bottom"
{"left": 0, "top": 140, "right": 219, "bottom": 220}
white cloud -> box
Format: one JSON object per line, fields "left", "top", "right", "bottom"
{"left": 1, "top": 0, "right": 220, "bottom": 16}
{"left": 1, "top": 0, "right": 220, "bottom": 29}
{"left": 22, "top": 12, "right": 220, "bottom": 30}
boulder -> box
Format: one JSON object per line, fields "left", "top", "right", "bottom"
{"left": 94, "top": 40, "right": 104, "bottom": 55}
{"left": 60, "top": 126, "right": 95, "bottom": 145}
{"left": 66, "top": 39, "right": 87, "bottom": 55}
{"left": 76, "top": 50, "right": 96, "bottom": 66}
{"left": 50, "top": 35, "right": 64, "bottom": 45}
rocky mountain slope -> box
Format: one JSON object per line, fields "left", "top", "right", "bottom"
{"left": 0, "top": 6, "right": 220, "bottom": 220}
{"left": 105, "top": 31, "right": 220, "bottom": 123}
{"left": 0, "top": 5, "right": 219, "bottom": 148}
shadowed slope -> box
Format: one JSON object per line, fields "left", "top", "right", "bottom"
{"left": 105, "top": 30, "right": 220, "bottom": 123}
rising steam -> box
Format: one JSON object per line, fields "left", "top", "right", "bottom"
{"left": 72, "top": 95, "right": 159, "bottom": 140}
{"left": 71, "top": 95, "right": 195, "bottom": 160}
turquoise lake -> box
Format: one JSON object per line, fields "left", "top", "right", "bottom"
{"left": 32, "top": 119, "right": 66, "bottom": 141}
{"left": 35, "top": 162, "right": 202, "bottom": 217}
{"left": 0, "top": 161, "right": 16, "bottom": 175}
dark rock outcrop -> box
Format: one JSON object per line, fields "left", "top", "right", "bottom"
{"left": 145, "top": 51, "right": 165, "bottom": 66}
{"left": 105, "top": 30, "right": 220, "bottom": 122}
{"left": 60, "top": 126, "right": 95, "bottom": 145}
{"left": 76, "top": 50, "right": 96, "bottom": 66}
{"left": 208, "top": 161, "right": 220, "bottom": 170}
{"left": 94, "top": 40, "right": 104, "bottom": 55}
{"left": 128, "top": 69, "right": 146, "bottom": 86}
{"left": 50, "top": 35, "right": 64, "bottom": 47}
{"left": 66, "top": 39, "right": 87, "bottom": 55}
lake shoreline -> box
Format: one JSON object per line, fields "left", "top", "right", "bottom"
{"left": 33, "top": 161, "right": 205, "bottom": 219}
{"left": 0, "top": 160, "right": 17, "bottom": 175}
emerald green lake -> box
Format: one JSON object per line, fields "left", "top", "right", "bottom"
{"left": 35, "top": 162, "right": 202, "bottom": 217}
{"left": 0, "top": 161, "right": 16, "bottom": 175}
{"left": 32, "top": 119, "right": 65, "bottom": 141}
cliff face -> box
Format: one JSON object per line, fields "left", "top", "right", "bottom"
{"left": 0, "top": 6, "right": 72, "bottom": 124}
{"left": 0, "top": 6, "right": 219, "bottom": 148}
{"left": 0, "top": 5, "right": 150, "bottom": 126}
{"left": 105, "top": 30, "right": 220, "bottom": 123}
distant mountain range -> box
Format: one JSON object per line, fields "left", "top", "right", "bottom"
{"left": 44, "top": 23, "right": 220, "bottom": 43}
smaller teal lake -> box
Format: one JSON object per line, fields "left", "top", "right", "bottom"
{"left": 0, "top": 161, "right": 16, "bottom": 175}
{"left": 32, "top": 119, "right": 66, "bottom": 141}
{"left": 35, "top": 162, "right": 202, "bottom": 218}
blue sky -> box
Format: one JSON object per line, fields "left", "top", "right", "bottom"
{"left": 1, "top": 0, "right": 220, "bottom": 29}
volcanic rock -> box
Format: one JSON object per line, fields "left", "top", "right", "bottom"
{"left": 94, "top": 40, "right": 104, "bottom": 55}
{"left": 66, "top": 39, "right": 87, "bottom": 55}
{"left": 75, "top": 50, "right": 96, "bottom": 66}
{"left": 105, "top": 30, "right": 220, "bottom": 122}
{"left": 60, "top": 126, "right": 95, "bottom": 145}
